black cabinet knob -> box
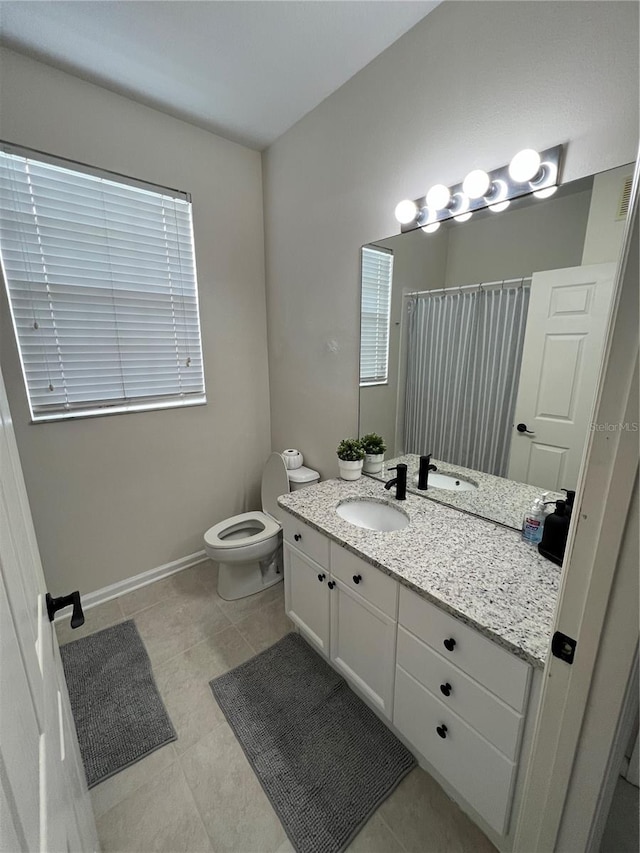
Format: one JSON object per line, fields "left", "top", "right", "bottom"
{"left": 317, "top": 573, "right": 326, "bottom": 582}
{"left": 327, "top": 581, "right": 335, "bottom": 590}
{"left": 294, "top": 533, "right": 302, "bottom": 542}
{"left": 436, "top": 724, "right": 448, "bottom": 739}
{"left": 443, "top": 638, "right": 456, "bottom": 652}
{"left": 440, "top": 682, "right": 452, "bottom": 697}
{"left": 353, "top": 574, "right": 362, "bottom": 585}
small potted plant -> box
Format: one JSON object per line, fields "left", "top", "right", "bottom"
{"left": 336, "top": 438, "right": 365, "bottom": 481}
{"left": 361, "top": 433, "right": 387, "bottom": 474}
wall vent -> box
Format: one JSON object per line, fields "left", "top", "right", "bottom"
{"left": 616, "top": 175, "right": 633, "bottom": 220}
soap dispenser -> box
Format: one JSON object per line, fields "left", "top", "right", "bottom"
{"left": 538, "top": 499, "right": 571, "bottom": 566}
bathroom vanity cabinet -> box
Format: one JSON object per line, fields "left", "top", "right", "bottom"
{"left": 284, "top": 516, "right": 397, "bottom": 717}
{"left": 282, "top": 511, "right": 540, "bottom": 842}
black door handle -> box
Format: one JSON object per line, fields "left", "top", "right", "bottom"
{"left": 353, "top": 574, "right": 362, "bottom": 585}
{"left": 46, "top": 591, "right": 85, "bottom": 629}
{"left": 327, "top": 581, "right": 335, "bottom": 590}
{"left": 294, "top": 533, "right": 302, "bottom": 541}
{"left": 436, "top": 724, "right": 448, "bottom": 739}
{"left": 443, "top": 637, "right": 456, "bottom": 652}
{"left": 318, "top": 573, "right": 326, "bottom": 582}
{"left": 440, "top": 682, "right": 452, "bottom": 697}
{"left": 516, "top": 423, "right": 535, "bottom": 436}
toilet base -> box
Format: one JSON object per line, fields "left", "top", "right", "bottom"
{"left": 217, "top": 547, "right": 283, "bottom": 601}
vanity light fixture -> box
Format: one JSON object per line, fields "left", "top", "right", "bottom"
{"left": 393, "top": 144, "right": 563, "bottom": 233}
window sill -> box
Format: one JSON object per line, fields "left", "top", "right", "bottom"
{"left": 30, "top": 395, "right": 207, "bottom": 424}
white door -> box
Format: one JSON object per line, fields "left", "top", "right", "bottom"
{"left": 508, "top": 262, "right": 616, "bottom": 490}
{"left": 283, "top": 544, "right": 330, "bottom": 655}
{"left": 330, "top": 579, "right": 396, "bottom": 719}
{"left": 0, "top": 367, "right": 98, "bottom": 853}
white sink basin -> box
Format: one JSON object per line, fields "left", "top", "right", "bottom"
{"left": 336, "top": 499, "right": 409, "bottom": 532}
{"left": 413, "top": 472, "right": 478, "bottom": 492}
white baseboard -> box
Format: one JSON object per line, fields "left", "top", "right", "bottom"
{"left": 76, "top": 550, "right": 209, "bottom": 613}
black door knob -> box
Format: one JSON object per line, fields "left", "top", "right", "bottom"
{"left": 440, "top": 682, "right": 452, "bottom": 697}
{"left": 317, "top": 573, "right": 326, "bottom": 582}
{"left": 443, "top": 638, "right": 456, "bottom": 652}
{"left": 353, "top": 574, "right": 362, "bottom": 584}
{"left": 516, "top": 423, "right": 535, "bottom": 435}
{"left": 294, "top": 533, "right": 302, "bottom": 541}
{"left": 436, "top": 724, "right": 448, "bottom": 739}
{"left": 45, "top": 591, "right": 85, "bottom": 629}
{"left": 327, "top": 581, "right": 335, "bottom": 590}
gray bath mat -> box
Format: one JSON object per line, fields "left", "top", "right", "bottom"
{"left": 210, "top": 632, "right": 416, "bottom": 853}
{"left": 60, "top": 619, "right": 176, "bottom": 788}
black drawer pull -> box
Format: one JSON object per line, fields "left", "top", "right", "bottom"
{"left": 353, "top": 574, "right": 362, "bottom": 585}
{"left": 440, "top": 682, "right": 452, "bottom": 697}
{"left": 317, "top": 573, "right": 326, "bottom": 582}
{"left": 327, "top": 581, "right": 335, "bottom": 590}
{"left": 436, "top": 724, "right": 448, "bottom": 739}
{"left": 294, "top": 533, "right": 302, "bottom": 542}
{"left": 443, "top": 637, "right": 456, "bottom": 652}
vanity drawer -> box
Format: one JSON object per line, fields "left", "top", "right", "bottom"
{"left": 394, "top": 665, "right": 516, "bottom": 836}
{"left": 396, "top": 627, "right": 523, "bottom": 761}
{"left": 283, "top": 516, "right": 329, "bottom": 567}
{"left": 330, "top": 542, "right": 398, "bottom": 618}
{"left": 399, "top": 587, "right": 530, "bottom": 712}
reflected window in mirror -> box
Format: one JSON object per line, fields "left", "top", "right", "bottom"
{"left": 360, "top": 245, "right": 393, "bottom": 385}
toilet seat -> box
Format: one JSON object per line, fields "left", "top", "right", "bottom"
{"left": 204, "top": 510, "right": 280, "bottom": 551}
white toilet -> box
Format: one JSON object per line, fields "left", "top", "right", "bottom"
{"left": 204, "top": 452, "right": 320, "bottom": 601}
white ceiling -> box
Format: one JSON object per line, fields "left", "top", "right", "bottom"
{"left": 0, "top": 1, "right": 440, "bottom": 150}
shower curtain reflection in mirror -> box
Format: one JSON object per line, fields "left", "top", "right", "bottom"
{"left": 403, "top": 279, "right": 530, "bottom": 477}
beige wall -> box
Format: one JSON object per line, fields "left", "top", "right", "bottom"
{"left": 582, "top": 164, "right": 635, "bottom": 264}
{"left": 0, "top": 48, "right": 271, "bottom": 596}
{"left": 263, "top": 0, "right": 639, "bottom": 478}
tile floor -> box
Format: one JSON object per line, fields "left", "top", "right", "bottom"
{"left": 57, "top": 561, "right": 495, "bottom": 853}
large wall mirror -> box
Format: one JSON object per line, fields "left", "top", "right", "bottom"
{"left": 359, "top": 163, "right": 633, "bottom": 528}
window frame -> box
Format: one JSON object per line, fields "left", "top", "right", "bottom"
{"left": 0, "top": 141, "right": 207, "bottom": 423}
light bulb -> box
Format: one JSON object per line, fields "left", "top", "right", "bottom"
{"left": 509, "top": 149, "right": 542, "bottom": 183}
{"left": 533, "top": 186, "right": 558, "bottom": 199}
{"left": 426, "top": 184, "right": 451, "bottom": 211}
{"left": 462, "top": 170, "right": 490, "bottom": 199}
{"left": 394, "top": 199, "right": 418, "bottom": 224}
{"left": 453, "top": 211, "right": 473, "bottom": 223}
{"left": 421, "top": 221, "right": 440, "bottom": 234}
{"left": 450, "top": 192, "right": 470, "bottom": 217}
{"left": 485, "top": 178, "right": 508, "bottom": 204}
{"left": 489, "top": 200, "right": 511, "bottom": 212}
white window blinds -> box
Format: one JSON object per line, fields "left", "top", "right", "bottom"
{"left": 0, "top": 148, "right": 205, "bottom": 421}
{"left": 360, "top": 245, "right": 393, "bottom": 385}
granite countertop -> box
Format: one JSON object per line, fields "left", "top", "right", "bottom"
{"left": 278, "top": 477, "right": 561, "bottom": 668}
{"left": 366, "top": 453, "right": 563, "bottom": 530}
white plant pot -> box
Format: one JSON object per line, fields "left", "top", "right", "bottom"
{"left": 363, "top": 453, "right": 384, "bottom": 474}
{"left": 338, "top": 459, "right": 363, "bottom": 481}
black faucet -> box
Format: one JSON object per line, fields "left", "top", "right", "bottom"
{"left": 384, "top": 464, "right": 407, "bottom": 500}
{"left": 417, "top": 454, "right": 438, "bottom": 490}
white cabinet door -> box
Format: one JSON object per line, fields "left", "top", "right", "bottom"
{"left": 284, "top": 543, "right": 330, "bottom": 654}
{"left": 0, "top": 367, "right": 98, "bottom": 853}
{"left": 330, "top": 579, "right": 397, "bottom": 718}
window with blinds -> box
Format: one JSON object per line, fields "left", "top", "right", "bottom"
{"left": 0, "top": 146, "right": 205, "bottom": 422}
{"left": 360, "top": 245, "right": 393, "bottom": 385}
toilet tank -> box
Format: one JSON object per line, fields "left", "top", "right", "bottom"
{"left": 287, "top": 465, "right": 320, "bottom": 491}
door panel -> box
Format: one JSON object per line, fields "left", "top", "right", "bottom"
{"left": 0, "top": 368, "right": 97, "bottom": 853}
{"left": 508, "top": 263, "right": 616, "bottom": 490}
{"left": 284, "top": 544, "right": 330, "bottom": 654}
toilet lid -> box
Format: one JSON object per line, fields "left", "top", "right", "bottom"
{"left": 261, "top": 452, "right": 290, "bottom": 521}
